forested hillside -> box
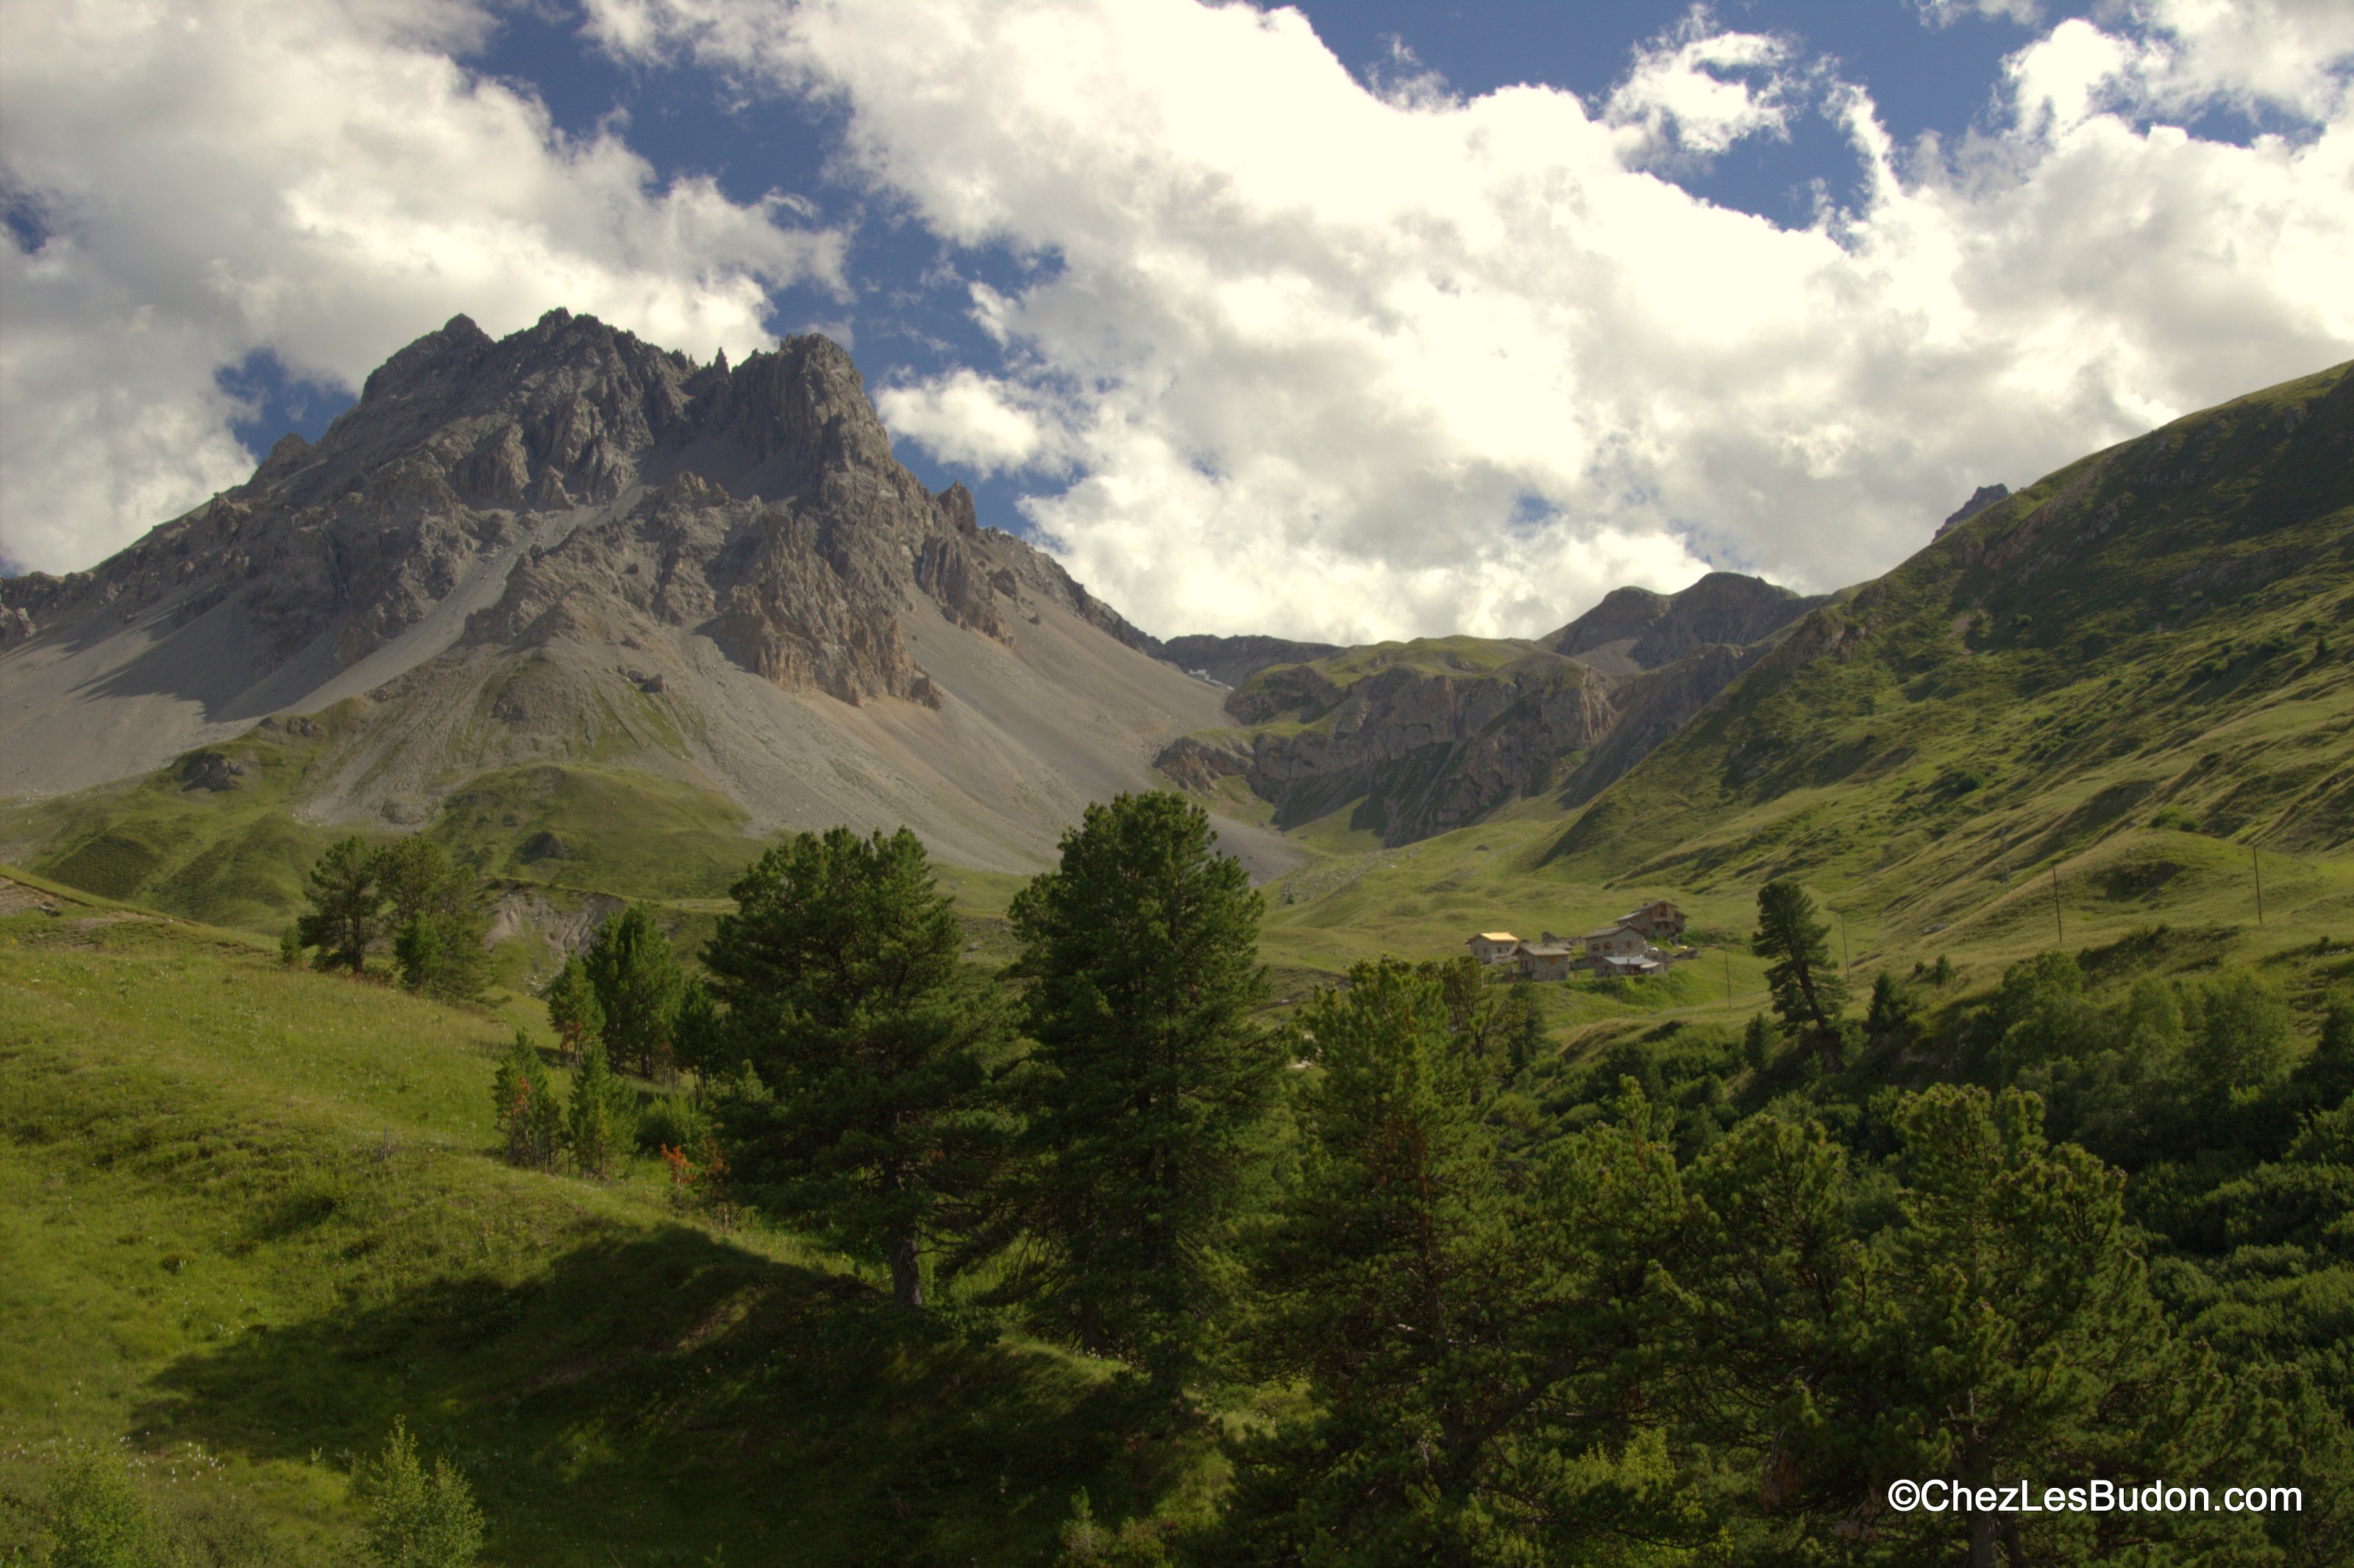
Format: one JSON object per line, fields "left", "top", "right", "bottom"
{"left": 7, "top": 783, "right": 2352, "bottom": 1564}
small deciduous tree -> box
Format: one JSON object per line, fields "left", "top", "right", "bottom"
{"left": 585, "top": 905, "right": 683, "bottom": 1079}
{"left": 1751, "top": 879, "right": 1847, "bottom": 1069}
{"left": 1008, "top": 791, "right": 1279, "bottom": 1394}
{"left": 298, "top": 836, "right": 383, "bottom": 973}
{"left": 359, "top": 1418, "right": 483, "bottom": 1568}
{"left": 2180, "top": 969, "right": 2297, "bottom": 1100}
{"left": 42, "top": 1444, "right": 169, "bottom": 1568}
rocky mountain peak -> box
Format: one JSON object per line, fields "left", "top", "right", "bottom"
{"left": 1935, "top": 482, "right": 2011, "bottom": 537}
{"left": 1550, "top": 569, "right": 1821, "bottom": 674}
{"left": 2, "top": 310, "right": 1153, "bottom": 717}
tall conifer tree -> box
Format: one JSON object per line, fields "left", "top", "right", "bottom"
{"left": 585, "top": 904, "right": 683, "bottom": 1079}
{"left": 298, "top": 836, "right": 383, "bottom": 972}
{"left": 1752, "top": 879, "right": 1848, "bottom": 1069}
{"left": 703, "top": 826, "right": 1005, "bottom": 1311}
{"left": 543, "top": 952, "right": 603, "bottom": 1066}
{"left": 1007, "top": 791, "right": 1278, "bottom": 1393}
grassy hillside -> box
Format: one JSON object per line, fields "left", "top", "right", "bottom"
{"left": 0, "top": 870, "right": 1201, "bottom": 1564}
{"left": 0, "top": 704, "right": 770, "bottom": 941}
{"left": 1544, "top": 361, "right": 2353, "bottom": 896}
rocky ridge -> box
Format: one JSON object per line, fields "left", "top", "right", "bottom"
{"left": 0, "top": 311, "right": 1277, "bottom": 875}
{"left": 1, "top": 312, "right": 1144, "bottom": 709}
{"left": 1155, "top": 571, "right": 1832, "bottom": 847}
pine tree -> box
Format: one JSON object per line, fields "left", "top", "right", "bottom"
{"left": 1232, "top": 961, "right": 1524, "bottom": 1552}
{"left": 1008, "top": 792, "right": 1278, "bottom": 1392}
{"left": 701, "top": 826, "right": 1009, "bottom": 1311}
{"left": 1864, "top": 969, "right": 1919, "bottom": 1050}
{"left": 380, "top": 838, "right": 488, "bottom": 1001}
{"left": 1233, "top": 966, "right": 1690, "bottom": 1556}
{"left": 1751, "top": 879, "right": 1847, "bottom": 1069}
{"left": 1764, "top": 1087, "right": 2222, "bottom": 1564}
{"left": 584, "top": 905, "right": 683, "bottom": 1079}
{"left": 279, "top": 923, "right": 304, "bottom": 967}
{"left": 297, "top": 836, "right": 383, "bottom": 972}
{"left": 565, "top": 1037, "right": 632, "bottom": 1179}
{"left": 360, "top": 1418, "right": 484, "bottom": 1567}
{"left": 1496, "top": 977, "right": 1546, "bottom": 1078}
{"left": 1740, "top": 1010, "right": 1774, "bottom": 1072}
{"left": 491, "top": 1030, "right": 561, "bottom": 1170}
{"left": 543, "top": 952, "right": 603, "bottom": 1066}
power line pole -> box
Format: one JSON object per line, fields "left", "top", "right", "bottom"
{"left": 1839, "top": 913, "right": 1850, "bottom": 977}
{"left": 2051, "top": 865, "right": 2064, "bottom": 947}
{"left": 2253, "top": 847, "right": 2264, "bottom": 925}
{"left": 1724, "top": 949, "right": 1732, "bottom": 1010}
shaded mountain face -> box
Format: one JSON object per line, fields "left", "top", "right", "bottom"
{"left": 1936, "top": 483, "right": 2011, "bottom": 538}
{"left": 1545, "top": 361, "right": 2354, "bottom": 930}
{"left": 1153, "top": 571, "right": 1829, "bottom": 847}
{"left": 1154, "top": 633, "right": 1345, "bottom": 688}
{"left": 1547, "top": 570, "right": 1827, "bottom": 677}
{"left": 0, "top": 311, "right": 1287, "bottom": 877}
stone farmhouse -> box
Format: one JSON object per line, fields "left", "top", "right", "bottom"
{"left": 1615, "top": 899, "right": 1688, "bottom": 942}
{"left": 1465, "top": 901, "right": 1690, "bottom": 980}
{"left": 1514, "top": 937, "right": 1579, "bottom": 982}
{"left": 1466, "top": 931, "right": 1523, "bottom": 965}
{"left": 1581, "top": 924, "right": 1653, "bottom": 963}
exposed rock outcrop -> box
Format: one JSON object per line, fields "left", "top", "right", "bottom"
{"left": 1548, "top": 571, "right": 1824, "bottom": 675}
{"left": 1159, "top": 653, "right": 1616, "bottom": 845}
{"left": 1, "top": 313, "right": 1304, "bottom": 882}
{"left": 1935, "top": 483, "right": 2011, "bottom": 537}
{"left": 1153, "top": 569, "right": 1828, "bottom": 846}
{"left": 1, "top": 313, "right": 1137, "bottom": 714}
{"left": 1155, "top": 633, "right": 1345, "bottom": 688}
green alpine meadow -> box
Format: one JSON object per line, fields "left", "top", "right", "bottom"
{"left": 4, "top": 318, "right": 2349, "bottom": 1565}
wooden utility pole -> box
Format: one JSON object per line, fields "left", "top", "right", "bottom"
{"left": 2253, "top": 847, "right": 2264, "bottom": 924}
{"left": 1724, "top": 950, "right": 1732, "bottom": 1010}
{"left": 2051, "top": 865, "right": 2064, "bottom": 947}
{"left": 1839, "top": 913, "right": 1851, "bottom": 977}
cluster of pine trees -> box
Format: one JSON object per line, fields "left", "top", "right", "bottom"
{"left": 285, "top": 835, "right": 491, "bottom": 1001}
{"left": 497, "top": 902, "right": 690, "bottom": 1180}
{"left": 463, "top": 808, "right": 2349, "bottom": 1564}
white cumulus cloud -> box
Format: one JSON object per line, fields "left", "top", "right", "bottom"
{"left": 584, "top": 0, "right": 2353, "bottom": 644}
{"left": 874, "top": 368, "right": 1048, "bottom": 475}
{"left": 0, "top": 0, "right": 844, "bottom": 576}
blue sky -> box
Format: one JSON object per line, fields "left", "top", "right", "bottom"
{"left": 5, "top": 1, "right": 2350, "bottom": 640}
{"left": 235, "top": 1, "right": 2072, "bottom": 529}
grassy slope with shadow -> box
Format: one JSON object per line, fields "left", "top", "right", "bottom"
{"left": 0, "top": 872, "right": 1195, "bottom": 1564}
{"left": 1542, "top": 362, "right": 2354, "bottom": 905}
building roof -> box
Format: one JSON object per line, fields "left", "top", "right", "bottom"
{"left": 1582, "top": 927, "right": 1629, "bottom": 941}
{"left": 1518, "top": 944, "right": 1574, "bottom": 957}
{"left": 1471, "top": 931, "right": 1520, "bottom": 943}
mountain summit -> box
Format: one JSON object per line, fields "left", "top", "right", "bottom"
{"left": 0, "top": 311, "right": 1284, "bottom": 873}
